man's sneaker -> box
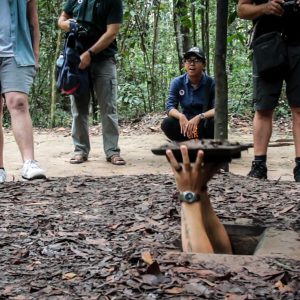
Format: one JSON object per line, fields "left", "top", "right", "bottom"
{"left": 247, "top": 160, "right": 267, "bottom": 179}
{"left": 22, "top": 160, "right": 46, "bottom": 180}
{"left": 0, "top": 168, "right": 6, "bottom": 184}
{"left": 293, "top": 164, "right": 300, "bottom": 182}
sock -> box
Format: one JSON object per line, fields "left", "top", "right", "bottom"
{"left": 0, "top": 167, "right": 4, "bottom": 170}
{"left": 254, "top": 155, "right": 267, "bottom": 162}
{"left": 295, "top": 157, "right": 300, "bottom": 165}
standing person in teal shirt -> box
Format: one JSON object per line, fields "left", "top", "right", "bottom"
{"left": 58, "top": 0, "right": 126, "bottom": 166}
{"left": 0, "top": 0, "right": 46, "bottom": 182}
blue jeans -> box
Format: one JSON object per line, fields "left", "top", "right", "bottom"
{"left": 70, "top": 57, "right": 120, "bottom": 158}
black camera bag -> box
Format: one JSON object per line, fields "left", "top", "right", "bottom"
{"left": 252, "top": 31, "right": 288, "bottom": 77}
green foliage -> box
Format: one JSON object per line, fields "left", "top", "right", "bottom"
{"left": 2, "top": 0, "right": 289, "bottom": 128}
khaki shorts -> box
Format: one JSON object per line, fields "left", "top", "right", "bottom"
{"left": 253, "top": 45, "right": 300, "bottom": 110}
{"left": 0, "top": 56, "right": 36, "bottom": 95}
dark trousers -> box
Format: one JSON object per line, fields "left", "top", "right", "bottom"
{"left": 161, "top": 116, "right": 214, "bottom": 141}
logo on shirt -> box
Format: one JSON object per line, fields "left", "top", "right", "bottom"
{"left": 179, "top": 89, "right": 185, "bottom": 96}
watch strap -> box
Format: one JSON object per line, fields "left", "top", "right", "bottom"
{"left": 199, "top": 113, "right": 206, "bottom": 120}
{"left": 88, "top": 49, "right": 96, "bottom": 58}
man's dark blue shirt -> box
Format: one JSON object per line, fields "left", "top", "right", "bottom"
{"left": 166, "top": 72, "right": 215, "bottom": 120}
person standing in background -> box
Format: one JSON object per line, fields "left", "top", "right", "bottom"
{"left": 237, "top": 0, "right": 300, "bottom": 181}
{"left": 58, "top": 0, "right": 126, "bottom": 166}
{"left": 0, "top": 0, "right": 46, "bottom": 182}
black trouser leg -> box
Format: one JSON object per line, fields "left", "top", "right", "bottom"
{"left": 202, "top": 118, "right": 214, "bottom": 139}
{"left": 161, "top": 117, "right": 187, "bottom": 141}
{"left": 161, "top": 116, "right": 215, "bottom": 141}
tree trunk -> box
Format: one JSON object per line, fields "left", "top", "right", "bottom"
{"left": 214, "top": 0, "right": 228, "bottom": 141}
{"left": 173, "top": 0, "right": 192, "bottom": 73}
{"left": 50, "top": 29, "right": 62, "bottom": 128}
{"left": 149, "top": 0, "right": 161, "bottom": 111}
{"left": 201, "top": 0, "right": 210, "bottom": 74}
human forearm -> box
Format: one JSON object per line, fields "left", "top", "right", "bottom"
{"left": 168, "top": 108, "right": 183, "bottom": 119}
{"left": 89, "top": 24, "right": 120, "bottom": 54}
{"left": 79, "top": 24, "right": 120, "bottom": 69}
{"left": 203, "top": 108, "right": 214, "bottom": 119}
{"left": 181, "top": 198, "right": 213, "bottom": 253}
{"left": 237, "top": 0, "right": 285, "bottom": 20}
{"left": 201, "top": 196, "right": 232, "bottom": 254}
{"left": 238, "top": 2, "right": 267, "bottom": 19}
{"left": 58, "top": 12, "right": 73, "bottom": 32}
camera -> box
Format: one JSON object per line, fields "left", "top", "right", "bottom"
{"left": 77, "top": 26, "right": 88, "bottom": 39}
{"left": 282, "top": 0, "right": 300, "bottom": 12}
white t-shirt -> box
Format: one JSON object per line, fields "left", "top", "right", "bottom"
{"left": 0, "top": 0, "right": 14, "bottom": 57}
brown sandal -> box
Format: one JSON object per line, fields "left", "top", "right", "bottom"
{"left": 107, "top": 154, "right": 126, "bottom": 165}
{"left": 69, "top": 154, "right": 88, "bottom": 164}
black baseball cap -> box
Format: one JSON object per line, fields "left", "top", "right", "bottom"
{"left": 184, "top": 47, "right": 206, "bottom": 61}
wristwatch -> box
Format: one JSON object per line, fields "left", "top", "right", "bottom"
{"left": 199, "top": 113, "right": 206, "bottom": 120}
{"left": 179, "top": 191, "right": 201, "bottom": 203}
{"left": 88, "top": 49, "right": 96, "bottom": 58}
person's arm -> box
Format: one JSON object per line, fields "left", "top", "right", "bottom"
{"left": 166, "top": 146, "right": 213, "bottom": 252}
{"left": 166, "top": 80, "right": 189, "bottom": 137}
{"left": 27, "top": 0, "right": 40, "bottom": 69}
{"left": 237, "top": 0, "right": 285, "bottom": 20}
{"left": 166, "top": 145, "right": 232, "bottom": 254}
{"left": 185, "top": 108, "right": 215, "bottom": 139}
{"left": 58, "top": 11, "right": 74, "bottom": 32}
{"left": 79, "top": 23, "right": 121, "bottom": 70}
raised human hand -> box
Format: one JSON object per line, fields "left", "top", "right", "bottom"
{"left": 179, "top": 114, "right": 189, "bottom": 137}
{"left": 186, "top": 115, "right": 200, "bottom": 139}
{"left": 166, "top": 145, "right": 223, "bottom": 194}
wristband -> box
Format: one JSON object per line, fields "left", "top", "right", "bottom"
{"left": 199, "top": 113, "right": 206, "bottom": 120}
{"left": 179, "top": 191, "right": 201, "bottom": 203}
{"left": 88, "top": 49, "right": 96, "bottom": 58}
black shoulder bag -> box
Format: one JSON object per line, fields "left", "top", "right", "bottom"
{"left": 251, "top": 19, "right": 288, "bottom": 77}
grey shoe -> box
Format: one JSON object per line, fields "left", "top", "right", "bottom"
{"left": 0, "top": 168, "right": 6, "bottom": 183}
{"left": 22, "top": 160, "right": 46, "bottom": 180}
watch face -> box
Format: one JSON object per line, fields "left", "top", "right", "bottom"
{"left": 179, "top": 191, "right": 200, "bottom": 203}
{"left": 185, "top": 192, "right": 194, "bottom": 202}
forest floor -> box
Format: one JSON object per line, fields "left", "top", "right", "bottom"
{"left": 1, "top": 114, "right": 299, "bottom": 299}
{"left": 2, "top": 113, "right": 297, "bottom": 182}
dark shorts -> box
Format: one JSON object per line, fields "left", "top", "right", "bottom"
{"left": 253, "top": 45, "right": 300, "bottom": 111}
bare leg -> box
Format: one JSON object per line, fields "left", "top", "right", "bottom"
{"left": 253, "top": 109, "right": 274, "bottom": 155}
{"left": 0, "top": 98, "right": 4, "bottom": 168}
{"left": 181, "top": 199, "right": 214, "bottom": 253}
{"left": 201, "top": 193, "right": 232, "bottom": 254}
{"left": 291, "top": 107, "right": 300, "bottom": 157}
{"left": 4, "top": 92, "right": 34, "bottom": 162}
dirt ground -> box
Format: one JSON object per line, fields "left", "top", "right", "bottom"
{"left": 1, "top": 119, "right": 299, "bottom": 299}
{"left": 2, "top": 122, "right": 296, "bottom": 182}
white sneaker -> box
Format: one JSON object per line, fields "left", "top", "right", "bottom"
{"left": 22, "top": 160, "right": 46, "bottom": 180}
{"left": 0, "top": 168, "right": 6, "bottom": 183}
